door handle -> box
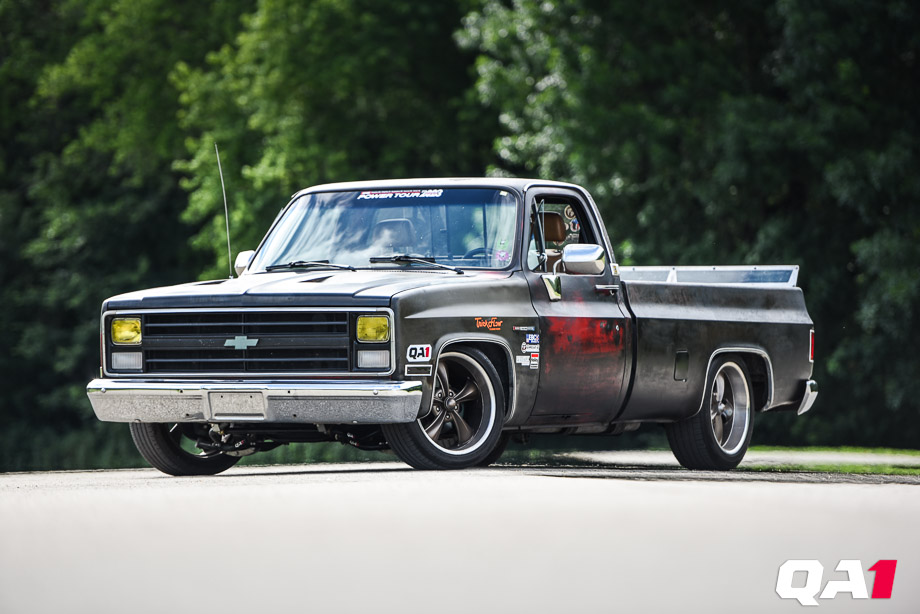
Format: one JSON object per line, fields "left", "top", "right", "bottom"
{"left": 595, "top": 284, "right": 619, "bottom": 296}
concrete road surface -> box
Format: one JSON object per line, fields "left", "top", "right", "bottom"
{"left": 1, "top": 458, "right": 918, "bottom": 613}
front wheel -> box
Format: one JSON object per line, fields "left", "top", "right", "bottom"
{"left": 476, "top": 431, "right": 512, "bottom": 467}
{"left": 383, "top": 348, "right": 505, "bottom": 469}
{"left": 129, "top": 422, "right": 241, "bottom": 476}
{"left": 665, "top": 356, "right": 754, "bottom": 470}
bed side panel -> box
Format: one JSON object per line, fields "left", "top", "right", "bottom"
{"left": 617, "top": 281, "right": 814, "bottom": 422}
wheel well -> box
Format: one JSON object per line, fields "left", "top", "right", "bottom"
{"left": 445, "top": 341, "right": 513, "bottom": 421}
{"left": 730, "top": 353, "right": 771, "bottom": 412}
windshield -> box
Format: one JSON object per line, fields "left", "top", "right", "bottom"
{"left": 249, "top": 188, "right": 519, "bottom": 272}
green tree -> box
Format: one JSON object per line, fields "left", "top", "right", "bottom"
{"left": 0, "top": 0, "right": 82, "bottom": 469}
{"left": 173, "top": 0, "right": 498, "bottom": 277}
{"left": 0, "top": 0, "right": 495, "bottom": 470}
{"left": 461, "top": 0, "right": 920, "bottom": 446}
{"left": 0, "top": 0, "right": 253, "bottom": 470}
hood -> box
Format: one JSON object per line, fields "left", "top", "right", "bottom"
{"left": 103, "top": 269, "right": 512, "bottom": 310}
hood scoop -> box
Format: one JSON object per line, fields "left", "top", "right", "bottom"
{"left": 195, "top": 279, "right": 229, "bottom": 286}
{"left": 299, "top": 275, "right": 334, "bottom": 284}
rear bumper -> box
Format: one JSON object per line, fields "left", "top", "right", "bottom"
{"left": 797, "top": 380, "right": 818, "bottom": 415}
{"left": 86, "top": 379, "right": 423, "bottom": 425}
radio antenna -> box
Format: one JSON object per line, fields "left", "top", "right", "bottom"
{"left": 214, "top": 142, "right": 233, "bottom": 278}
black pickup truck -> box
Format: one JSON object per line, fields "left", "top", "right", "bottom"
{"left": 87, "top": 178, "right": 817, "bottom": 474}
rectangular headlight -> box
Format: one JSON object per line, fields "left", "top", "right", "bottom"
{"left": 111, "top": 352, "right": 143, "bottom": 370}
{"left": 357, "top": 350, "right": 390, "bottom": 369}
{"left": 356, "top": 315, "right": 389, "bottom": 342}
{"left": 111, "top": 318, "right": 142, "bottom": 345}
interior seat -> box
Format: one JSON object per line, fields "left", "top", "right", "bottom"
{"left": 372, "top": 218, "right": 416, "bottom": 252}
{"left": 541, "top": 211, "right": 568, "bottom": 272}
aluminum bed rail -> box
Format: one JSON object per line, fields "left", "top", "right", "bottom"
{"left": 618, "top": 265, "right": 799, "bottom": 286}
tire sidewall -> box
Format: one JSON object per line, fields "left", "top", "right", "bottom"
{"left": 699, "top": 356, "right": 754, "bottom": 467}
{"left": 393, "top": 347, "right": 506, "bottom": 469}
{"left": 130, "top": 422, "right": 240, "bottom": 476}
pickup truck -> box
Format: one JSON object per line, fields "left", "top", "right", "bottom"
{"left": 86, "top": 178, "right": 817, "bottom": 474}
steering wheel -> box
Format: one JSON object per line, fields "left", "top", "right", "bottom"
{"left": 463, "top": 247, "right": 494, "bottom": 259}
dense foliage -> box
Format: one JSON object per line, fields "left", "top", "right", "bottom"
{"left": 0, "top": 0, "right": 916, "bottom": 470}
{"left": 460, "top": 0, "right": 920, "bottom": 446}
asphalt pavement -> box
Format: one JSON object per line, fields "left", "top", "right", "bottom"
{"left": 1, "top": 453, "right": 918, "bottom": 613}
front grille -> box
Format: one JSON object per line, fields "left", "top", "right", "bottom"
{"left": 140, "top": 311, "right": 352, "bottom": 374}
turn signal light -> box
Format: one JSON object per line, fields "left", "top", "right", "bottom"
{"left": 111, "top": 352, "right": 143, "bottom": 370}
{"left": 357, "top": 350, "right": 390, "bottom": 369}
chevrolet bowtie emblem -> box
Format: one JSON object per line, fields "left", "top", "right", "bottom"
{"left": 225, "top": 335, "right": 259, "bottom": 350}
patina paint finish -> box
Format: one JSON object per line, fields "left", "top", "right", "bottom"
{"left": 88, "top": 178, "right": 816, "bottom": 473}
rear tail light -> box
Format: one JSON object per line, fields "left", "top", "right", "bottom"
{"left": 809, "top": 329, "right": 815, "bottom": 363}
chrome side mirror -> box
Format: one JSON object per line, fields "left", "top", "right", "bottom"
{"left": 234, "top": 250, "right": 255, "bottom": 276}
{"left": 560, "top": 243, "right": 606, "bottom": 275}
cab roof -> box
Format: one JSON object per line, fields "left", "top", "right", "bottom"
{"left": 292, "top": 177, "right": 585, "bottom": 199}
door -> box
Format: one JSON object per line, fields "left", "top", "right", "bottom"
{"left": 522, "top": 189, "right": 631, "bottom": 423}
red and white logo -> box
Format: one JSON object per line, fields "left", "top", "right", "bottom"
{"left": 776, "top": 559, "right": 897, "bottom": 605}
{"left": 406, "top": 344, "right": 432, "bottom": 362}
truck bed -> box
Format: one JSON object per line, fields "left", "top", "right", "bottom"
{"left": 616, "top": 264, "right": 814, "bottom": 423}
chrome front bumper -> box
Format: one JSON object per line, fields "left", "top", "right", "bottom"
{"left": 86, "top": 379, "right": 423, "bottom": 425}
{"left": 797, "top": 380, "right": 819, "bottom": 415}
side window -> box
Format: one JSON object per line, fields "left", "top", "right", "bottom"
{"left": 528, "top": 197, "right": 592, "bottom": 272}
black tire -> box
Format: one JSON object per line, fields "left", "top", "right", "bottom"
{"left": 665, "top": 356, "right": 754, "bottom": 471}
{"left": 129, "top": 422, "right": 240, "bottom": 476}
{"left": 476, "top": 431, "right": 512, "bottom": 467}
{"left": 383, "top": 348, "right": 505, "bottom": 470}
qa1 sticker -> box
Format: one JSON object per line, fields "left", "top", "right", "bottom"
{"left": 406, "top": 344, "right": 432, "bottom": 362}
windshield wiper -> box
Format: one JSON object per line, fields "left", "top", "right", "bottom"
{"left": 369, "top": 255, "right": 463, "bottom": 274}
{"left": 265, "top": 260, "right": 356, "bottom": 272}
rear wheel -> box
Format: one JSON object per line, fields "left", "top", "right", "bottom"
{"left": 666, "top": 356, "right": 754, "bottom": 470}
{"left": 383, "top": 348, "right": 505, "bottom": 470}
{"left": 129, "top": 422, "right": 240, "bottom": 476}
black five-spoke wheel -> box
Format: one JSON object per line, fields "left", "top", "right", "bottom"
{"left": 383, "top": 347, "right": 505, "bottom": 469}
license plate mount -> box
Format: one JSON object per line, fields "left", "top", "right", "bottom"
{"left": 208, "top": 392, "right": 265, "bottom": 420}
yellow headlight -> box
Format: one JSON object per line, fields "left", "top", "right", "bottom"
{"left": 356, "top": 316, "right": 389, "bottom": 342}
{"left": 111, "top": 318, "right": 142, "bottom": 345}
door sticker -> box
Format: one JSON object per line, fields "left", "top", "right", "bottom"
{"left": 406, "top": 344, "right": 432, "bottom": 362}
{"left": 474, "top": 317, "right": 503, "bottom": 331}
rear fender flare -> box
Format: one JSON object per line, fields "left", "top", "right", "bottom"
{"left": 692, "top": 347, "right": 774, "bottom": 417}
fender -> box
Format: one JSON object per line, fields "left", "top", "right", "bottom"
{"left": 693, "top": 346, "right": 775, "bottom": 417}
{"left": 426, "top": 334, "right": 518, "bottom": 423}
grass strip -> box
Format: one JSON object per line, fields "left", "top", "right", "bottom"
{"left": 741, "top": 463, "right": 920, "bottom": 476}
{"left": 749, "top": 446, "right": 920, "bottom": 456}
